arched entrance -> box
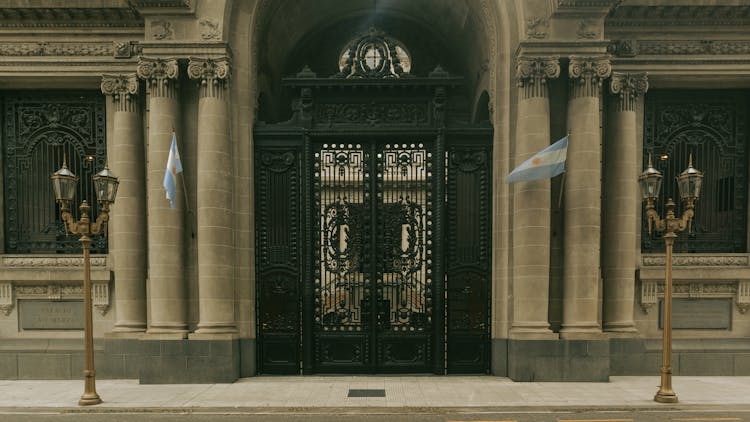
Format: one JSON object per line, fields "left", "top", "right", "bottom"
{"left": 253, "top": 2, "right": 493, "bottom": 375}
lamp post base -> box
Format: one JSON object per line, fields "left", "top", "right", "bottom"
{"left": 654, "top": 390, "right": 678, "bottom": 403}
{"left": 79, "top": 393, "right": 102, "bottom": 406}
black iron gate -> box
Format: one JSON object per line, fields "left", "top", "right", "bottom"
{"left": 311, "top": 141, "right": 434, "bottom": 372}
{"left": 254, "top": 68, "right": 492, "bottom": 374}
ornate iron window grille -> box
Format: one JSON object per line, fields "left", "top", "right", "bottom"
{"left": 642, "top": 91, "right": 747, "bottom": 253}
{"left": 3, "top": 92, "right": 108, "bottom": 254}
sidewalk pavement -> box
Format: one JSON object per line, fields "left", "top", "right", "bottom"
{"left": 0, "top": 376, "right": 748, "bottom": 411}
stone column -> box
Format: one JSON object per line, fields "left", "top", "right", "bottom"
{"left": 603, "top": 72, "right": 648, "bottom": 333}
{"left": 510, "top": 56, "right": 560, "bottom": 339}
{"left": 560, "top": 56, "right": 611, "bottom": 339}
{"left": 136, "top": 57, "right": 187, "bottom": 335}
{"left": 188, "top": 57, "right": 237, "bottom": 334}
{"left": 101, "top": 74, "right": 147, "bottom": 333}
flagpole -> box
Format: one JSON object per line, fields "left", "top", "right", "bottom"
{"left": 557, "top": 131, "right": 570, "bottom": 209}
{"left": 172, "top": 130, "right": 194, "bottom": 238}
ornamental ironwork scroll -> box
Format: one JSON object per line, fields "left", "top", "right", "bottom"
{"left": 3, "top": 92, "right": 107, "bottom": 254}
{"left": 378, "top": 144, "right": 432, "bottom": 333}
{"left": 642, "top": 91, "right": 747, "bottom": 253}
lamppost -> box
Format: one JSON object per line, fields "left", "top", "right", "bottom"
{"left": 51, "top": 158, "right": 119, "bottom": 406}
{"left": 639, "top": 154, "right": 703, "bottom": 404}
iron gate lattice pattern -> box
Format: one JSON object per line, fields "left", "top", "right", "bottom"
{"left": 313, "top": 142, "right": 434, "bottom": 372}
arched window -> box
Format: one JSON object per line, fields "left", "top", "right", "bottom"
{"left": 2, "top": 92, "right": 107, "bottom": 254}
{"left": 642, "top": 91, "right": 747, "bottom": 253}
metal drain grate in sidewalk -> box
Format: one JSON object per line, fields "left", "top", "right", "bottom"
{"left": 347, "top": 389, "right": 386, "bottom": 397}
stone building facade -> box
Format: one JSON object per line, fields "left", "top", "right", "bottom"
{"left": 0, "top": 0, "right": 749, "bottom": 383}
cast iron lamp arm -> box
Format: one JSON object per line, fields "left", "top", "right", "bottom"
{"left": 644, "top": 197, "right": 695, "bottom": 236}
{"left": 59, "top": 200, "right": 110, "bottom": 238}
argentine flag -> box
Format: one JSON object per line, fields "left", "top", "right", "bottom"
{"left": 505, "top": 135, "right": 568, "bottom": 184}
{"left": 163, "top": 132, "right": 183, "bottom": 208}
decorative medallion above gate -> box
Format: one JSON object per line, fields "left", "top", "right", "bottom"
{"left": 255, "top": 28, "right": 492, "bottom": 374}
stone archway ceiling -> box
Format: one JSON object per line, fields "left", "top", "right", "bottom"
{"left": 259, "top": 0, "right": 489, "bottom": 82}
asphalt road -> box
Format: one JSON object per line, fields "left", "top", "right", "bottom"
{"left": 0, "top": 408, "right": 748, "bottom": 422}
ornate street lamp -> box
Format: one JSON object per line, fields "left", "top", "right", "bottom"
{"left": 640, "top": 154, "right": 703, "bottom": 404}
{"left": 51, "top": 158, "right": 119, "bottom": 406}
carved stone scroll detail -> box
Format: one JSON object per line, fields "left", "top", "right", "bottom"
{"left": 101, "top": 74, "right": 139, "bottom": 113}
{"left": 137, "top": 57, "right": 179, "bottom": 98}
{"left": 526, "top": 17, "right": 549, "bottom": 39}
{"left": 151, "top": 20, "right": 174, "bottom": 40}
{"left": 199, "top": 18, "right": 221, "bottom": 40}
{"left": 609, "top": 72, "right": 648, "bottom": 112}
{"left": 187, "top": 57, "right": 231, "bottom": 98}
{"left": 516, "top": 56, "right": 560, "bottom": 98}
{"left": 569, "top": 56, "right": 611, "bottom": 98}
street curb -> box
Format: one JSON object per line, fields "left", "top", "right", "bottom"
{"left": 2, "top": 404, "right": 750, "bottom": 415}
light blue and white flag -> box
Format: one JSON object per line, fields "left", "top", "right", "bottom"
{"left": 163, "top": 132, "right": 183, "bottom": 208}
{"left": 505, "top": 135, "right": 568, "bottom": 184}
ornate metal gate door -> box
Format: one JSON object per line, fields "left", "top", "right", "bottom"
{"left": 312, "top": 141, "right": 434, "bottom": 373}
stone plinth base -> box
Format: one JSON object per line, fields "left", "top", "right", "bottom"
{"left": 507, "top": 339, "right": 610, "bottom": 382}
{"left": 610, "top": 337, "right": 750, "bottom": 376}
{"left": 137, "top": 338, "right": 239, "bottom": 384}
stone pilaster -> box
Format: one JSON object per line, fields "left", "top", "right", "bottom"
{"left": 560, "top": 56, "right": 611, "bottom": 339}
{"left": 136, "top": 57, "right": 187, "bottom": 336}
{"left": 510, "top": 56, "right": 560, "bottom": 339}
{"left": 187, "top": 57, "right": 237, "bottom": 334}
{"left": 603, "top": 72, "right": 648, "bottom": 334}
{"left": 101, "top": 74, "right": 147, "bottom": 333}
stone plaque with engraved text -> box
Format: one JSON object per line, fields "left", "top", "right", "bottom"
{"left": 19, "top": 300, "right": 84, "bottom": 330}
{"left": 659, "top": 299, "right": 732, "bottom": 330}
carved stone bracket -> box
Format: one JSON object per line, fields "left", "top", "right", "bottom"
{"left": 136, "top": 57, "right": 179, "bottom": 98}
{"left": 568, "top": 56, "right": 611, "bottom": 98}
{"left": 738, "top": 281, "right": 750, "bottom": 314}
{"left": 641, "top": 280, "right": 658, "bottom": 314}
{"left": 187, "top": 56, "right": 230, "bottom": 98}
{"left": 101, "top": 74, "right": 139, "bottom": 113}
{"left": 516, "top": 56, "right": 560, "bottom": 98}
{"left": 0, "top": 283, "right": 13, "bottom": 316}
{"left": 93, "top": 283, "right": 110, "bottom": 316}
{"left": 609, "top": 72, "right": 648, "bottom": 112}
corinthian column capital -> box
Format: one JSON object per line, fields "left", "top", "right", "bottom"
{"left": 136, "top": 57, "right": 179, "bottom": 98}
{"left": 568, "top": 56, "right": 612, "bottom": 98}
{"left": 610, "top": 72, "right": 649, "bottom": 112}
{"left": 516, "top": 56, "right": 560, "bottom": 98}
{"left": 101, "top": 74, "right": 139, "bottom": 112}
{"left": 187, "top": 57, "right": 230, "bottom": 98}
